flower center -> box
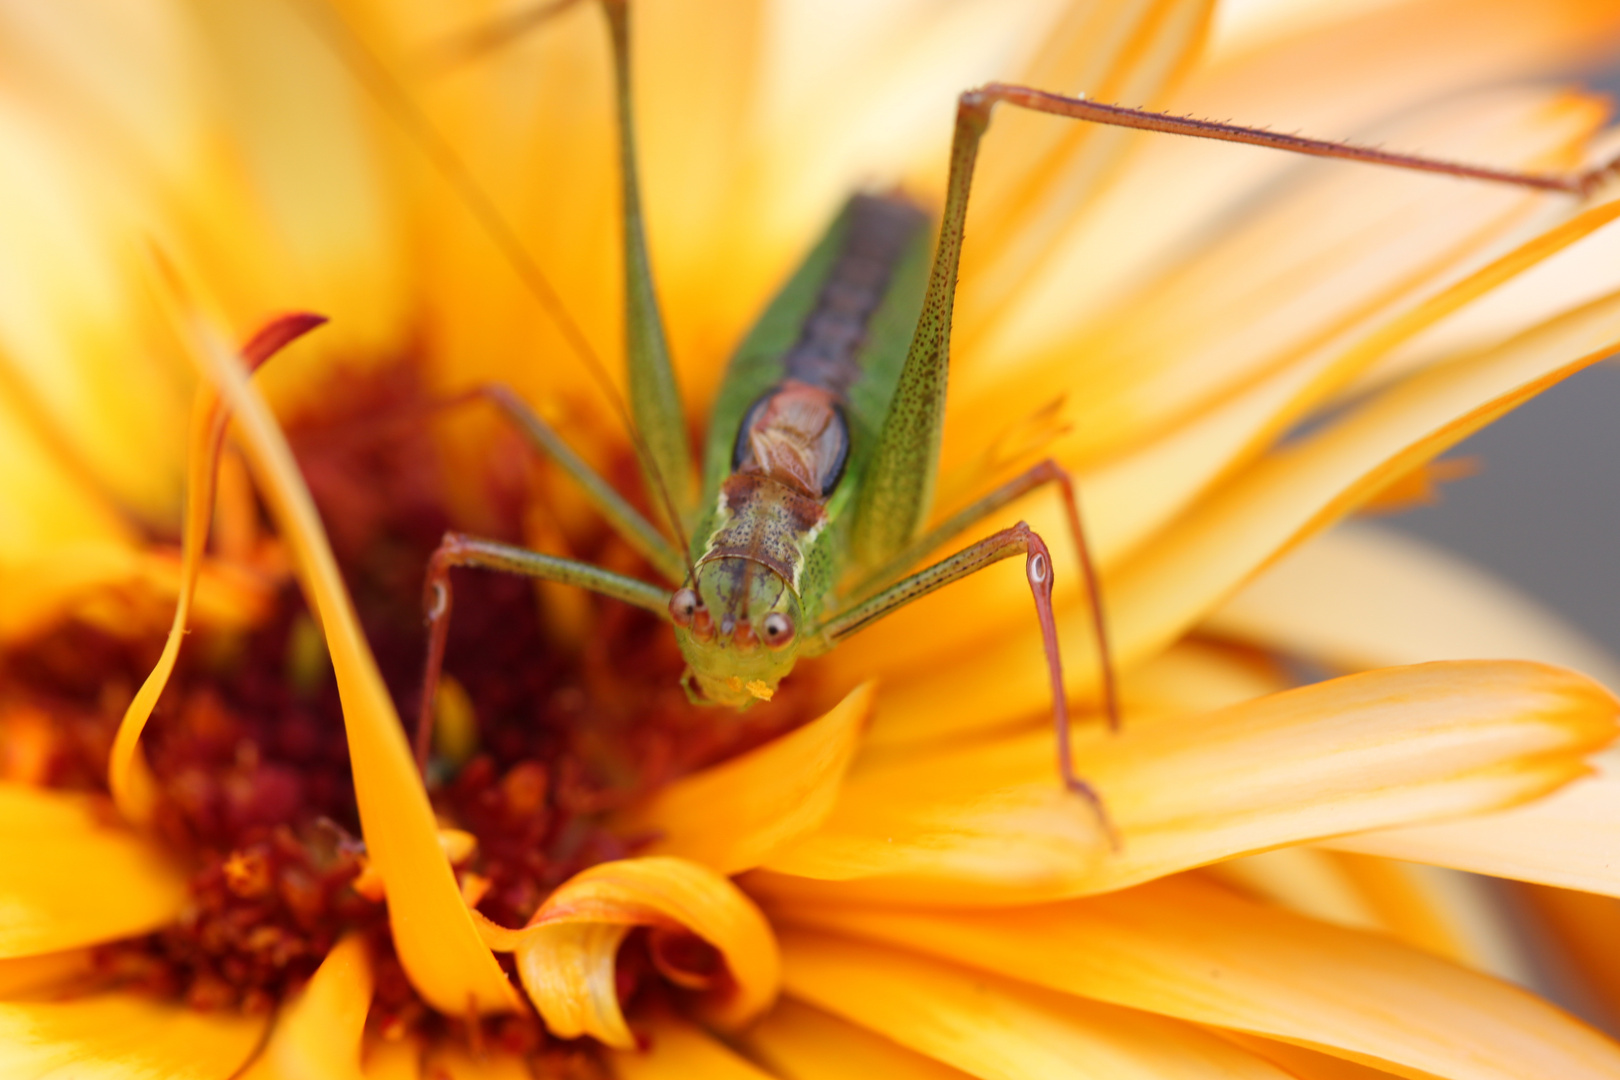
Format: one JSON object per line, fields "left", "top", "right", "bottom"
{"left": 1, "top": 364, "right": 818, "bottom": 1046}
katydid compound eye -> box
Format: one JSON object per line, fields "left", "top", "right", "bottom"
{"left": 761, "top": 612, "right": 795, "bottom": 648}
{"left": 669, "top": 588, "right": 700, "bottom": 627}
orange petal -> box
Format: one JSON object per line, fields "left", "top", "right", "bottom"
{"left": 0, "top": 783, "right": 186, "bottom": 956}
{"left": 478, "top": 857, "right": 778, "bottom": 1048}
{"left": 1325, "top": 755, "right": 1620, "bottom": 897}
{"left": 754, "top": 661, "right": 1615, "bottom": 905}
{"left": 1207, "top": 849, "right": 1529, "bottom": 981}
{"left": 1205, "top": 523, "right": 1620, "bottom": 684}
{"left": 0, "top": 949, "right": 93, "bottom": 1000}
{"left": 0, "top": 990, "right": 266, "bottom": 1079}
{"left": 611, "top": 684, "right": 871, "bottom": 874}
{"left": 775, "top": 876, "right": 1620, "bottom": 1080}
{"left": 241, "top": 933, "right": 373, "bottom": 1080}
{"left": 609, "top": 1011, "right": 774, "bottom": 1080}
{"left": 780, "top": 929, "right": 1294, "bottom": 1079}
{"left": 421, "top": 1046, "right": 533, "bottom": 1080}
{"left": 156, "top": 283, "right": 518, "bottom": 1013}
{"left": 743, "top": 997, "right": 976, "bottom": 1080}
{"left": 1220, "top": 1033, "right": 1407, "bottom": 1080}
{"left": 880, "top": 252, "right": 1620, "bottom": 739}
{"left": 361, "top": 1036, "right": 423, "bottom": 1080}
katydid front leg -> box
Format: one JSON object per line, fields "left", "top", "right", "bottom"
{"left": 847, "top": 458, "right": 1118, "bottom": 733}
{"left": 457, "top": 384, "right": 687, "bottom": 584}
{"left": 417, "top": 533, "right": 671, "bottom": 773}
{"left": 816, "top": 523, "right": 1117, "bottom": 847}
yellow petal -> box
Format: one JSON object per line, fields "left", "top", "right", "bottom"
{"left": 1220, "top": 1033, "right": 1407, "bottom": 1080}
{"left": 478, "top": 856, "right": 778, "bottom": 1047}
{"left": 360, "top": 1037, "right": 422, "bottom": 1080}
{"left": 241, "top": 933, "right": 373, "bottom": 1080}
{"left": 754, "top": 660, "right": 1614, "bottom": 905}
{"left": 0, "top": 784, "right": 186, "bottom": 957}
{"left": 1015, "top": 0, "right": 1620, "bottom": 364}
{"left": 776, "top": 876, "right": 1620, "bottom": 1080}
{"left": 780, "top": 928, "right": 1294, "bottom": 1079}
{"left": 159, "top": 283, "right": 518, "bottom": 1013}
{"left": 1205, "top": 522, "right": 1620, "bottom": 684}
{"left": 610, "top": 1011, "right": 774, "bottom": 1080}
{"left": 1208, "top": 850, "right": 1530, "bottom": 982}
{"left": 0, "top": 990, "right": 266, "bottom": 1080}
{"left": 611, "top": 683, "right": 871, "bottom": 874}
{"left": 1325, "top": 754, "right": 1620, "bottom": 897}
{"left": 962, "top": 86, "right": 1603, "bottom": 469}
{"left": 421, "top": 1046, "right": 534, "bottom": 1080}
{"left": 882, "top": 250, "right": 1620, "bottom": 739}
{"left": 953, "top": 0, "right": 1215, "bottom": 339}
{"left": 743, "top": 997, "right": 976, "bottom": 1080}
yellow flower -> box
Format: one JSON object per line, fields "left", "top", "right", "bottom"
{"left": 5, "top": 0, "right": 1620, "bottom": 1077}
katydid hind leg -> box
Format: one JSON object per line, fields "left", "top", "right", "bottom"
{"left": 417, "top": 532, "right": 671, "bottom": 774}
{"left": 599, "top": 0, "right": 696, "bottom": 524}
{"left": 817, "top": 523, "right": 1118, "bottom": 845}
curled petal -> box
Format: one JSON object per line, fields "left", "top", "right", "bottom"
{"left": 478, "top": 857, "right": 779, "bottom": 1048}
{"left": 242, "top": 933, "right": 372, "bottom": 1080}
{"left": 756, "top": 660, "right": 1617, "bottom": 905}
{"left": 110, "top": 311, "right": 325, "bottom": 825}
{"left": 156, "top": 285, "right": 517, "bottom": 1013}
{"left": 612, "top": 684, "right": 871, "bottom": 874}
{"left": 514, "top": 923, "right": 633, "bottom": 1048}
{"left": 0, "top": 784, "right": 186, "bottom": 956}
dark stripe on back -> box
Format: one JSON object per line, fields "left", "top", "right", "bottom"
{"left": 781, "top": 194, "right": 929, "bottom": 400}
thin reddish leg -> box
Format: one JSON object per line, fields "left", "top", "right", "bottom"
{"left": 415, "top": 532, "right": 672, "bottom": 776}
{"left": 971, "top": 83, "right": 1620, "bottom": 196}
{"left": 1024, "top": 532, "right": 1120, "bottom": 851}
{"left": 1044, "top": 465, "right": 1120, "bottom": 734}
{"left": 416, "top": 544, "right": 457, "bottom": 775}
{"left": 821, "top": 522, "right": 1119, "bottom": 846}
{"left": 850, "top": 457, "right": 1120, "bottom": 734}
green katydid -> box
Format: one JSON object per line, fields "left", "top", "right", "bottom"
{"left": 341, "top": 0, "right": 1619, "bottom": 837}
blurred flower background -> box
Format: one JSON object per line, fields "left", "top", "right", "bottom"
{"left": 6, "top": 0, "right": 1620, "bottom": 1078}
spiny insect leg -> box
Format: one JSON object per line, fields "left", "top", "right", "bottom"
{"left": 416, "top": 533, "right": 671, "bottom": 775}
{"left": 848, "top": 459, "right": 1118, "bottom": 732}
{"left": 818, "top": 523, "right": 1118, "bottom": 846}
{"left": 966, "top": 83, "right": 1620, "bottom": 197}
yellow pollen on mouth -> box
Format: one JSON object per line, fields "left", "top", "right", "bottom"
{"left": 746, "top": 680, "right": 775, "bottom": 701}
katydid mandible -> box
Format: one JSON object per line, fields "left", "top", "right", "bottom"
{"left": 388, "top": 0, "right": 1617, "bottom": 840}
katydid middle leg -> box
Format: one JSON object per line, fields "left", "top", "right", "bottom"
{"left": 416, "top": 533, "right": 672, "bottom": 773}
{"left": 816, "top": 522, "right": 1118, "bottom": 847}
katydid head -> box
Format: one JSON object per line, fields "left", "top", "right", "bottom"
{"left": 668, "top": 559, "right": 802, "bottom": 707}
